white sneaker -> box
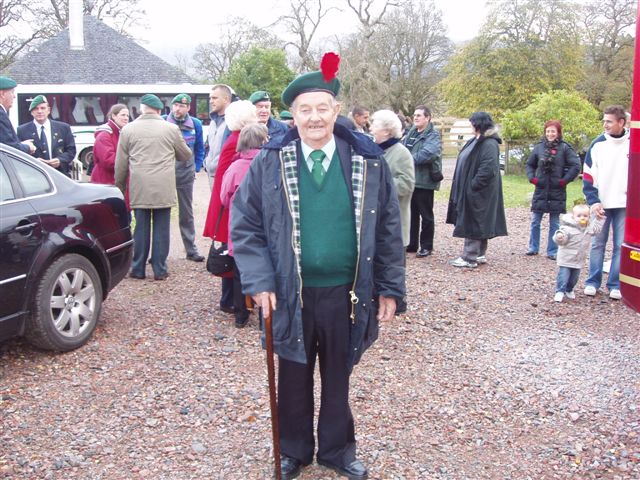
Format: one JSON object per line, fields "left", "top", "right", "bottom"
{"left": 450, "top": 257, "right": 478, "bottom": 268}
{"left": 476, "top": 255, "right": 487, "bottom": 264}
{"left": 584, "top": 285, "right": 597, "bottom": 296}
{"left": 554, "top": 292, "right": 564, "bottom": 302}
{"left": 565, "top": 290, "right": 576, "bottom": 299}
{"left": 609, "top": 289, "right": 622, "bottom": 300}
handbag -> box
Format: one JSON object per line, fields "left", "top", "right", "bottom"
{"left": 206, "top": 243, "right": 234, "bottom": 276}
{"left": 206, "top": 205, "right": 234, "bottom": 277}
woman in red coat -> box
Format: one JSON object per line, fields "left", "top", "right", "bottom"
{"left": 90, "top": 104, "right": 129, "bottom": 185}
{"left": 203, "top": 100, "right": 258, "bottom": 242}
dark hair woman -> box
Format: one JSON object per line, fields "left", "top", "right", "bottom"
{"left": 524, "top": 120, "right": 581, "bottom": 259}
{"left": 446, "top": 111, "right": 508, "bottom": 267}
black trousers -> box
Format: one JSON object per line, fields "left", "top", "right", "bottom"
{"left": 408, "top": 188, "right": 435, "bottom": 251}
{"left": 277, "top": 284, "right": 356, "bottom": 467}
{"left": 232, "top": 262, "right": 249, "bottom": 322}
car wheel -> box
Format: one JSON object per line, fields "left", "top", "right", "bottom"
{"left": 26, "top": 254, "right": 103, "bottom": 351}
{"left": 80, "top": 148, "right": 94, "bottom": 175}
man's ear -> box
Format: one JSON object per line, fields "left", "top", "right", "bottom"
{"left": 335, "top": 101, "right": 342, "bottom": 116}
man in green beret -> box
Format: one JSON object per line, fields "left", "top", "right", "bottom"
{"left": 279, "top": 110, "right": 294, "bottom": 128}
{"left": 115, "top": 94, "right": 193, "bottom": 281}
{"left": 0, "top": 76, "right": 36, "bottom": 154}
{"left": 249, "top": 90, "right": 288, "bottom": 139}
{"left": 232, "top": 54, "right": 405, "bottom": 479}
{"left": 164, "top": 93, "right": 205, "bottom": 262}
{"left": 17, "top": 95, "right": 77, "bottom": 177}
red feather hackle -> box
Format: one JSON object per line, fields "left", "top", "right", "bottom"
{"left": 320, "top": 52, "right": 340, "bottom": 82}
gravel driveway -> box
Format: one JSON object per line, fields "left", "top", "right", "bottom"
{"left": 1, "top": 171, "right": 639, "bottom": 479}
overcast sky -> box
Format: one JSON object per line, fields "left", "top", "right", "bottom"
{"left": 131, "top": 0, "right": 488, "bottom": 63}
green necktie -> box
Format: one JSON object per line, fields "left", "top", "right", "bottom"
{"left": 309, "top": 149, "right": 326, "bottom": 186}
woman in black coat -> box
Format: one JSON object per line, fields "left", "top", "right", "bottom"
{"left": 446, "top": 111, "right": 508, "bottom": 268}
{"left": 525, "top": 120, "right": 580, "bottom": 259}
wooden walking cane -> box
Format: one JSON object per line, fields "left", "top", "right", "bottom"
{"left": 255, "top": 297, "right": 282, "bottom": 479}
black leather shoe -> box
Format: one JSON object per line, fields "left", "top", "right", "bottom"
{"left": 129, "top": 272, "right": 145, "bottom": 279}
{"left": 525, "top": 251, "right": 538, "bottom": 256}
{"left": 406, "top": 245, "right": 417, "bottom": 253}
{"left": 318, "top": 458, "right": 368, "bottom": 479}
{"left": 281, "top": 455, "right": 303, "bottom": 479}
{"left": 186, "top": 253, "right": 205, "bottom": 262}
{"left": 154, "top": 272, "right": 170, "bottom": 281}
{"left": 416, "top": 248, "right": 432, "bottom": 257}
{"left": 220, "top": 305, "right": 235, "bottom": 314}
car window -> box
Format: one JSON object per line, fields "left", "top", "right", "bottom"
{"left": 12, "top": 159, "right": 53, "bottom": 197}
{"left": 0, "top": 162, "right": 15, "bottom": 202}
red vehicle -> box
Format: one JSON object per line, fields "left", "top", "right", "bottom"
{"left": 620, "top": 1, "right": 640, "bottom": 311}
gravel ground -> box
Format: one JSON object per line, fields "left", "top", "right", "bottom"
{"left": 1, "top": 170, "right": 639, "bottom": 480}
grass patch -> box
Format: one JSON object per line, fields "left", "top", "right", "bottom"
{"left": 436, "top": 174, "right": 585, "bottom": 209}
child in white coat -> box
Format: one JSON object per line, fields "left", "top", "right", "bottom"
{"left": 552, "top": 204, "right": 604, "bottom": 302}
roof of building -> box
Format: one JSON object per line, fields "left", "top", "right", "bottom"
{"left": 7, "top": 16, "right": 193, "bottom": 84}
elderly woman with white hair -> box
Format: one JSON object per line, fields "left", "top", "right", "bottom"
{"left": 203, "top": 100, "right": 258, "bottom": 315}
{"left": 371, "top": 110, "right": 415, "bottom": 247}
{"left": 371, "top": 109, "right": 414, "bottom": 314}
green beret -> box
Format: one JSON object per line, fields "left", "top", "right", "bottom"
{"left": 281, "top": 71, "right": 340, "bottom": 107}
{"left": 171, "top": 93, "right": 191, "bottom": 105}
{"left": 0, "top": 76, "right": 17, "bottom": 90}
{"left": 249, "top": 91, "right": 270, "bottom": 104}
{"left": 140, "top": 93, "right": 164, "bottom": 110}
{"left": 29, "top": 95, "right": 48, "bottom": 111}
{"left": 279, "top": 110, "right": 293, "bottom": 120}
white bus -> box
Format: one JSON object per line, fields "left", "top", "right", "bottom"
{"left": 10, "top": 84, "right": 212, "bottom": 175}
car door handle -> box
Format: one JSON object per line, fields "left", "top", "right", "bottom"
{"left": 15, "top": 220, "right": 38, "bottom": 234}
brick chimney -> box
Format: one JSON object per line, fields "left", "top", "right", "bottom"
{"left": 69, "top": 0, "right": 84, "bottom": 50}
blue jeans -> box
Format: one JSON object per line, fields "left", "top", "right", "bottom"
{"left": 556, "top": 266, "right": 581, "bottom": 293}
{"left": 586, "top": 207, "right": 625, "bottom": 291}
{"left": 131, "top": 208, "right": 171, "bottom": 278}
{"left": 528, "top": 211, "right": 559, "bottom": 256}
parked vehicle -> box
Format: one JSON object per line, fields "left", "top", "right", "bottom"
{"left": 0, "top": 143, "right": 133, "bottom": 350}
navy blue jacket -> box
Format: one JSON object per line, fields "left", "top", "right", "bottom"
{"left": 0, "top": 107, "right": 30, "bottom": 154}
{"left": 231, "top": 124, "right": 405, "bottom": 369}
{"left": 17, "top": 120, "right": 76, "bottom": 177}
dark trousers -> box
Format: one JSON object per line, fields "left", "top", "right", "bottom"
{"left": 278, "top": 284, "right": 356, "bottom": 467}
{"left": 408, "top": 188, "right": 435, "bottom": 251}
{"left": 220, "top": 276, "right": 234, "bottom": 309}
{"left": 131, "top": 208, "right": 170, "bottom": 278}
{"left": 232, "top": 262, "right": 249, "bottom": 322}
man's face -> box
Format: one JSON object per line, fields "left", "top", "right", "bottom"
{"left": 31, "top": 103, "right": 51, "bottom": 124}
{"left": 603, "top": 113, "right": 625, "bottom": 136}
{"left": 292, "top": 91, "right": 340, "bottom": 148}
{"left": 254, "top": 100, "right": 272, "bottom": 124}
{"left": 354, "top": 111, "right": 370, "bottom": 128}
{"left": 0, "top": 88, "right": 16, "bottom": 110}
{"left": 209, "top": 88, "right": 230, "bottom": 114}
{"left": 172, "top": 102, "right": 190, "bottom": 120}
{"left": 413, "top": 109, "right": 429, "bottom": 130}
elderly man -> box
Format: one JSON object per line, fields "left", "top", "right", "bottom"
{"left": 0, "top": 76, "right": 35, "bottom": 154}
{"left": 18, "top": 95, "right": 76, "bottom": 177}
{"left": 232, "top": 54, "right": 405, "bottom": 480}
{"left": 403, "top": 105, "right": 442, "bottom": 257}
{"left": 248, "top": 90, "right": 288, "bottom": 139}
{"left": 164, "top": 93, "right": 205, "bottom": 262}
{"left": 115, "top": 94, "right": 192, "bottom": 280}
{"left": 583, "top": 105, "right": 630, "bottom": 300}
{"left": 204, "top": 84, "right": 233, "bottom": 189}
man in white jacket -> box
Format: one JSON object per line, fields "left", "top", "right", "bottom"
{"left": 582, "top": 105, "right": 629, "bottom": 300}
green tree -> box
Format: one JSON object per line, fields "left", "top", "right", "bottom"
{"left": 501, "top": 89, "right": 601, "bottom": 154}
{"left": 439, "top": 0, "right": 584, "bottom": 120}
{"left": 218, "top": 47, "right": 296, "bottom": 113}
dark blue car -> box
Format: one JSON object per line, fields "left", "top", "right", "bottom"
{"left": 0, "top": 143, "right": 132, "bottom": 351}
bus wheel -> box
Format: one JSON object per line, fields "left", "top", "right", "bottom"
{"left": 81, "top": 148, "right": 94, "bottom": 175}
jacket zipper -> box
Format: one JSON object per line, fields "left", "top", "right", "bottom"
{"left": 349, "top": 159, "right": 367, "bottom": 324}
{"left": 279, "top": 151, "right": 304, "bottom": 308}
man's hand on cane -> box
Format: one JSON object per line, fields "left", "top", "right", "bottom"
{"left": 252, "top": 292, "right": 277, "bottom": 317}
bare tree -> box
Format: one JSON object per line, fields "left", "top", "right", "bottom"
{"left": 345, "top": 0, "right": 406, "bottom": 38}
{"left": 579, "top": 0, "right": 635, "bottom": 108}
{"left": 277, "top": 0, "right": 338, "bottom": 71}
{"left": 339, "top": 0, "right": 452, "bottom": 114}
{"left": 192, "top": 17, "right": 283, "bottom": 82}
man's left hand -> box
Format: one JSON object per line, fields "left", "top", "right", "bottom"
{"left": 377, "top": 295, "right": 396, "bottom": 322}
